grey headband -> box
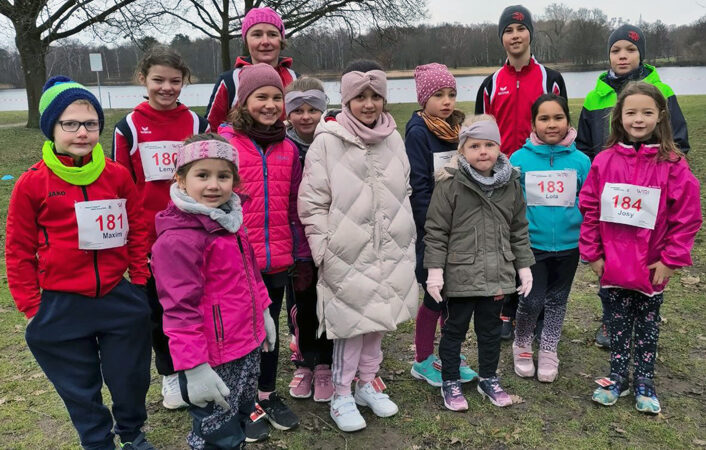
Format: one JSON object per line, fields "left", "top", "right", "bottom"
{"left": 285, "top": 90, "right": 327, "bottom": 115}
{"left": 458, "top": 120, "right": 501, "bottom": 147}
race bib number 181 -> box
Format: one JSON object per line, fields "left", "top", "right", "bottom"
{"left": 600, "top": 182, "right": 661, "bottom": 230}
{"left": 75, "top": 199, "right": 129, "bottom": 250}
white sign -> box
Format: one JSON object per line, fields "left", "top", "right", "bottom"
{"left": 89, "top": 53, "right": 103, "bottom": 72}
{"left": 525, "top": 170, "right": 577, "bottom": 207}
{"left": 75, "top": 199, "right": 129, "bottom": 250}
{"left": 600, "top": 182, "right": 661, "bottom": 230}
{"left": 433, "top": 151, "right": 456, "bottom": 172}
{"left": 138, "top": 141, "right": 181, "bottom": 181}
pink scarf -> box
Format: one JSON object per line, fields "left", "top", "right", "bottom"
{"left": 336, "top": 108, "right": 397, "bottom": 145}
{"left": 529, "top": 127, "right": 577, "bottom": 147}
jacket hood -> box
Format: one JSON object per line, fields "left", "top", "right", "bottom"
{"left": 313, "top": 110, "right": 365, "bottom": 148}
{"left": 134, "top": 101, "right": 190, "bottom": 123}
{"left": 155, "top": 201, "right": 225, "bottom": 236}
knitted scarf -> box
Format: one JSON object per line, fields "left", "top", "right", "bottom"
{"left": 336, "top": 107, "right": 397, "bottom": 145}
{"left": 529, "top": 127, "right": 578, "bottom": 147}
{"left": 249, "top": 120, "right": 286, "bottom": 148}
{"left": 605, "top": 64, "right": 648, "bottom": 93}
{"left": 42, "top": 140, "right": 106, "bottom": 186}
{"left": 418, "top": 111, "right": 461, "bottom": 143}
{"left": 458, "top": 153, "right": 513, "bottom": 196}
{"left": 169, "top": 183, "right": 243, "bottom": 233}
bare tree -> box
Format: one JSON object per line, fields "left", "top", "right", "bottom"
{"left": 0, "top": 0, "right": 157, "bottom": 127}
{"left": 156, "top": 0, "right": 427, "bottom": 71}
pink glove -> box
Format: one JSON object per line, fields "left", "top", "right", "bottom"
{"left": 426, "top": 268, "right": 444, "bottom": 303}
{"left": 517, "top": 267, "right": 533, "bottom": 297}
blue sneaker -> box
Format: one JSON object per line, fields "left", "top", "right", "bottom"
{"left": 411, "top": 355, "right": 442, "bottom": 387}
{"left": 634, "top": 377, "right": 661, "bottom": 414}
{"left": 592, "top": 373, "right": 629, "bottom": 406}
{"left": 459, "top": 355, "right": 478, "bottom": 383}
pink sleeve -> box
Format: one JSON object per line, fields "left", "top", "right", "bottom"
{"left": 152, "top": 233, "right": 209, "bottom": 371}
{"left": 289, "top": 144, "right": 312, "bottom": 260}
{"left": 578, "top": 161, "right": 604, "bottom": 262}
{"left": 660, "top": 159, "right": 702, "bottom": 268}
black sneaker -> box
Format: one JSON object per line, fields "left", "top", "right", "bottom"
{"left": 500, "top": 317, "right": 514, "bottom": 341}
{"left": 245, "top": 407, "right": 270, "bottom": 443}
{"left": 260, "top": 392, "right": 300, "bottom": 430}
{"left": 120, "top": 433, "right": 155, "bottom": 450}
{"left": 595, "top": 323, "right": 610, "bottom": 349}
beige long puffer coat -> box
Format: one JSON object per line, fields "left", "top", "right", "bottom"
{"left": 298, "top": 115, "right": 418, "bottom": 339}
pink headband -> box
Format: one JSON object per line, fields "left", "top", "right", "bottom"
{"left": 176, "top": 140, "right": 239, "bottom": 170}
{"left": 340, "top": 70, "right": 387, "bottom": 105}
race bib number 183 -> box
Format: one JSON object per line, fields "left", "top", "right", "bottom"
{"left": 600, "top": 182, "right": 661, "bottom": 230}
{"left": 525, "top": 170, "right": 577, "bottom": 207}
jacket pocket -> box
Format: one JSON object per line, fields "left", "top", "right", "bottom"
{"left": 212, "top": 305, "right": 225, "bottom": 343}
{"left": 445, "top": 252, "right": 478, "bottom": 292}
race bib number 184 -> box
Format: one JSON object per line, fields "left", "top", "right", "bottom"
{"left": 600, "top": 183, "right": 661, "bottom": 230}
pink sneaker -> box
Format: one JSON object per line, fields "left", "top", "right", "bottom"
{"left": 537, "top": 350, "right": 559, "bottom": 383}
{"left": 289, "top": 367, "right": 313, "bottom": 399}
{"left": 512, "top": 342, "right": 535, "bottom": 378}
{"left": 313, "top": 364, "right": 334, "bottom": 402}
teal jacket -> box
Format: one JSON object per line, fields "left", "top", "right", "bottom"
{"left": 575, "top": 64, "right": 689, "bottom": 159}
{"left": 509, "top": 138, "right": 591, "bottom": 252}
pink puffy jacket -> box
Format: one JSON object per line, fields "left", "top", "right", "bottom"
{"left": 151, "top": 202, "right": 271, "bottom": 371}
{"left": 218, "top": 125, "right": 310, "bottom": 273}
{"left": 579, "top": 142, "right": 702, "bottom": 296}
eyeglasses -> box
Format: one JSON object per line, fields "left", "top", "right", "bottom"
{"left": 57, "top": 120, "right": 101, "bottom": 132}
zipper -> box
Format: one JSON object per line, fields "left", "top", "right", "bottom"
{"left": 212, "top": 305, "right": 221, "bottom": 342}
{"left": 41, "top": 226, "right": 49, "bottom": 247}
{"left": 81, "top": 186, "right": 101, "bottom": 297}
{"left": 237, "top": 234, "right": 260, "bottom": 342}
{"left": 253, "top": 140, "right": 272, "bottom": 272}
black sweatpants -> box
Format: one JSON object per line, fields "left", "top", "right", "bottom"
{"left": 146, "top": 272, "right": 175, "bottom": 375}
{"left": 258, "top": 272, "right": 286, "bottom": 392}
{"left": 439, "top": 296, "right": 504, "bottom": 381}
{"left": 290, "top": 267, "right": 333, "bottom": 368}
{"left": 25, "top": 279, "right": 152, "bottom": 450}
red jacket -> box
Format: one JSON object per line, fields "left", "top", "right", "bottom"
{"left": 475, "top": 57, "right": 567, "bottom": 156}
{"left": 205, "top": 56, "right": 297, "bottom": 131}
{"left": 112, "top": 102, "right": 209, "bottom": 245}
{"left": 152, "top": 203, "right": 271, "bottom": 370}
{"left": 579, "top": 143, "right": 702, "bottom": 296}
{"left": 218, "top": 124, "right": 310, "bottom": 273}
{"left": 6, "top": 154, "right": 150, "bottom": 318}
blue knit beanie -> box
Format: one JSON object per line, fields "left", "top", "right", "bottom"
{"left": 39, "top": 76, "right": 104, "bottom": 140}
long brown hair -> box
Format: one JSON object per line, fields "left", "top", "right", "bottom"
{"left": 605, "top": 82, "right": 682, "bottom": 161}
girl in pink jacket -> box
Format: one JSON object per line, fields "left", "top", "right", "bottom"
{"left": 151, "top": 134, "right": 275, "bottom": 449}
{"left": 579, "top": 82, "right": 701, "bottom": 415}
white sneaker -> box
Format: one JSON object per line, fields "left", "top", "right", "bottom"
{"left": 354, "top": 382, "right": 398, "bottom": 417}
{"left": 330, "top": 395, "right": 366, "bottom": 432}
{"left": 162, "top": 374, "right": 188, "bottom": 409}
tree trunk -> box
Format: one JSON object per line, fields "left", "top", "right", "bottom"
{"left": 219, "top": 0, "right": 231, "bottom": 71}
{"left": 15, "top": 29, "right": 48, "bottom": 129}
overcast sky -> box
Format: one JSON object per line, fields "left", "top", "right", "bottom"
{"left": 426, "top": 0, "right": 704, "bottom": 26}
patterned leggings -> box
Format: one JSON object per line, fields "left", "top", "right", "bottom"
{"left": 606, "top": 288, "right": 663, "bottom": 380}
{"left": 186, "top": 349, "right": 261, "bottom": 450}
{"left": 515, "top": 249, "right": 578, "bottom": 352}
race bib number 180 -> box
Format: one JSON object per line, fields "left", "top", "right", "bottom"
{"left": 139, "top": 141, "right": 182, "bottom": 181}
{"left": 600, "top": 182, "right": 661, "bottom": 230}
{"left": 525, "top": 170, "right": 577, "bottom": 207}
{"left": 75, "top": 199, "right": 129, "bottom": 250}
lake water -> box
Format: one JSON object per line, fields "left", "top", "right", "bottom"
{"left": 1, "top": 66, "right": 705, "bottom": 112}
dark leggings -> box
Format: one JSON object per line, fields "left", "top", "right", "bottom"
{"left": 439, "top": 296, "right": 503, "bottom": 380}
{"left": 290, "top": 268, "right": 333, "bottom": 368}
{"left": 258, "top": 273, "right": 286, "bottom": 392}
{"left": 146, "top": 273, "right": 175, "bottom": 375}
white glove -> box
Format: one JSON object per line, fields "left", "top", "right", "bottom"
{"left": 426, "top": 268, "right": 444, "bottom": 303}
{"left": 183, "top": 363, "right": 230, "bottom": 410}
{"left": 263, "top": 308, "right": 277, "bottom": 352}
{"left": 517, "top": 267, "right": 533, "bottom": 297}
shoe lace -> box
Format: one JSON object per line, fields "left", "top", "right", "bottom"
{"left": 315, "top": 371, "right": 331, "bottom": 386}
{"left": 487, "top": 378, "right": 504, "bottom": 394}
{"left": 448, "top": 383, "right": 462, "bottom": 397}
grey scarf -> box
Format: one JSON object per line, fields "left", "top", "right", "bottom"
{"left": 458, "top": 153, "right": 512, "bottom": 196}
{"left": 169, "top": 183, "right": 243, "bottom": 233}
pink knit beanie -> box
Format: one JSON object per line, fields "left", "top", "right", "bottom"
{"left": 236, "top": 63, "right": 284, "bottom": 106}
{"left": 242, "top": 7, "right": 285, "bottom": 40}
{"left": 414, "top": 63, "right": 456, "bottom": 107}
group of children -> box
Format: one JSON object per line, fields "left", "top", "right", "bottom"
{"left": 4, "top": 4, "right": 702, "bottom": 450}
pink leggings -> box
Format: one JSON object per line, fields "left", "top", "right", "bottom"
{"left": 331, "top": 331, "right": 384, "bottom": 396}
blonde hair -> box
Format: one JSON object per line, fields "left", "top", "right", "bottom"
{"left": 285, "top": 76, "right": 325, "bottom": 93}
{"left": 457, "top": 114, "right": 498, "bottom": 152}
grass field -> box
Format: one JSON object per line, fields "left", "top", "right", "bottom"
{"left": 0, "top": 98, "right": 705, "bottom": 449}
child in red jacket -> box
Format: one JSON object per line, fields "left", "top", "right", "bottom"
{"left": 5, "top": 76, "right": 153, "bottom": 449}
{"left": 112, "top": 45, "right": 209, "bottom": 410}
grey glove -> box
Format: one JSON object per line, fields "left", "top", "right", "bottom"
{"left": 183, "top": 363, "right": 230, "bottom": 409}
{"left": 263, "top": 307, "right": 277, "bottom": 352}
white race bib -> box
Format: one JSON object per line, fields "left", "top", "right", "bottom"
{"left": 433, "top": 151, "right": 456, "bottom": 172}
{"left": 75, "top": 199, "right": 129, "bottom": 250}
{"left": 525, "top": 170, "right": 577, "bottom": 207}
{"left": 600, "top": 182, "right": 661, "bottom": 230}
{"left": 138, "top": 141, "right": 181, "bottom": 181}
